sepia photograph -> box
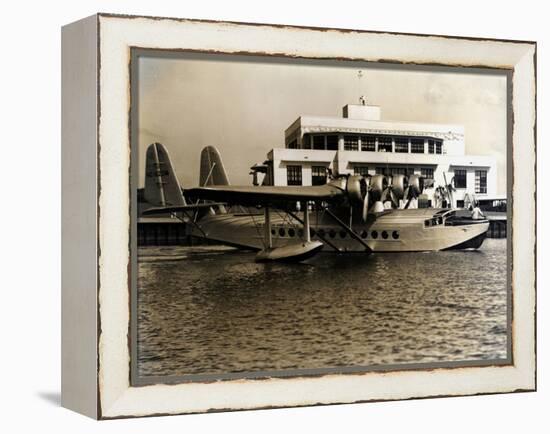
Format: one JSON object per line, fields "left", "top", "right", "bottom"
{"left": 55, "top": 10, "right": 538, "bottom": 420}
{"left": 131, "top": 50, "right": 511, "bottom": 383}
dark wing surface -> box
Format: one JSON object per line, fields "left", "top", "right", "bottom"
{"left": 141, "top": 202, "right": 227, "bottom": 216}
{"left": 185, "top": 184, "right": 344, "bottom": 206}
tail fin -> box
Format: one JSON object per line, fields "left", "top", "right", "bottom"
{"left": 144, "top": 142, "right": 186, "bottom": 207}
{"left": 200, "top": 146, "right": 229, "bottom": 186}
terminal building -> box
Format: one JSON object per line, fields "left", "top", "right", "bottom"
{"left": 265, "top": 102, "right": 497, "bottom": 209}
{"left": 138, "top": 101, "right": 506, "bottom": 245}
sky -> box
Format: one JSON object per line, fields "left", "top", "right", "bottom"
{"left": 137, "top": 52, "right": 508, "bottom": 194}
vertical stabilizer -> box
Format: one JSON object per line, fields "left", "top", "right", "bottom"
{"left": 144, "top": 142, "right": 186, "bottom": 207}
{"left": 200, "top": 146, "right": 230, "bottom": 186}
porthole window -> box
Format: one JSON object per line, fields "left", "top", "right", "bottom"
{"left": 310, "top": 228, "right": 316, "bottom": 237}
{"left": 298, "top": 228, "right": 303, "bottom": 237}
{"left": 278, "top": 228, "right": 285, "bottom": 237}
{"left": 271, "top": 229, "right": 276, "bottom": 235}
{"left": 371, "top": 230, "right": 378, "bottom": 239}
{"left": 392, "top": 230, "right": 399, "bottom": 239}
{"left": 339, "top": 230, "right": 347, "bottom": 238}
{"left": 329, "top": 229, "right": 336, "bottom": 238}
{"left": 382, "top": 230, "right": 389, "bottom": 239}
{"left": 318, "top": 228, "right": 326, "bottom": 237}
{"left": 288, "top": 228, "right": 296, "bottom": 237}
{"left": 361, "top": 230, "right": 368, "bottom": 239}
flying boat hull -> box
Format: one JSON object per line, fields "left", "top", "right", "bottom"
{"left": 191, "top": 208, "right": 490, "bottom": 253}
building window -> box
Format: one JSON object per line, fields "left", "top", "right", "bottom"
{"left": 378, "top": 137, "right": 392, "bottom": 152}
{"left": 395, "top": 137, "right": 409, "bottom": 153}
{"left": 287, "top": 139, "right": 298, "bottom": 149}
{"left": 354, "top": 165, "right": 369, "bottom": 176}
{"left": 428, "top": 139, "right": 443, "bottom": 154}
{"left": 380, "top": 167, "right": 414, "bottom": 176}
{"left": 421, "top": 167, "right": 434, "bottom": 179}
{"left": 313, "top": 135, "right": 325, "bottom": 150}
{"left": 411, "top": 138, "right": 425, "bottom": 153}
{"left": 475, "top": 170, "right": 487, "bottom": 194}
{"left": 344, "top": 135, "right": 359, "bottom": 151}
{"left": 454, "top": 169, "right": 467, "bottom": 189}
{"left": 302, "top": 135, "right": 311, "bottom": 149}
{"left": 390, "top": 167, "right": 407, "bottom": 176}
{"left": 312, "top": 166, "right": 327, "bottom": 185}
{"left": 287, "top": 165, "right": 302, "bottom": 185}
{"left": 361, "top": 135, "right": 376, "bottom": 151}
{"left": 326, "top": 135, "right": 339, "bottom": 150}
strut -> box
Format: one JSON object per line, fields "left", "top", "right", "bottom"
{"left": 324, "top": 208, "right": 372, "bottom": 252}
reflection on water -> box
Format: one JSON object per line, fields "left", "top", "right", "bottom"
{"left": 137, "top": 239, "right": 508, "bottom": 378}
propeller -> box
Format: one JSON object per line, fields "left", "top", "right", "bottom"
{"left": 362, "top": 182, "right": 370, "bottom": 221}
{"left": 345, "top": 173, "right": 427, "bottom": 220}
{"left": 443, "top": 172, "right": 455, "bottom": 208}
{"left": 345, "top": 175, "right": 371, "bottom": 222}
{"left": 380, "top": 182, "right": 398, "bottom": 207}
{"left": 403, "top": 174, "right": 424, "bottom": 209}
{"left": 373, "top": 174, "right": 409, "bottom": 208}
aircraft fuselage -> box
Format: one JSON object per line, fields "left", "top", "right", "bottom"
{"left": 191, "top": 208, "right": 489, "bottom": 253}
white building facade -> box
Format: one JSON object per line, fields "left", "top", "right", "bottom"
{"left": 266, "top": 104, "right": 497, "bottom": 208}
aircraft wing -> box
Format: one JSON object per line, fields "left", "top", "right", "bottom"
{"left": 141, "top": 202, "right": 227, "bottom": 216}
{"left": 185, "top": 184, "right": 344, "bottom": 206}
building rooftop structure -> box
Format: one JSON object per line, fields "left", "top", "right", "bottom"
{"left": 266, "top": 102, "right": 498, "bottom": 209}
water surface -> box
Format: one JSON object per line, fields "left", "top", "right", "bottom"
{"left": 137, "top": 239, "right": 508, "bottom": 379}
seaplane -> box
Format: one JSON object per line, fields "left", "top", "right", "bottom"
{"left": 142, "top": 143, "right": 490, "bottom": 262}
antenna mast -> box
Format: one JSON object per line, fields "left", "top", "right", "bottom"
{"left": 357, "top": 70, "right": 367, "bottom": 105}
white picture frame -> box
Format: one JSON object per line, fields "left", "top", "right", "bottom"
{"left": 61, "top": 13, "right": 536, "bottom": 419}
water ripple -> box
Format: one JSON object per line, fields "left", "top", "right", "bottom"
{"left": 137, "top": 239, "right": 508, "bottom": 378}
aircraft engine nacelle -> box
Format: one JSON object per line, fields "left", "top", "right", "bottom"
{"left": 346, "top": 175, "right": 369, "bottom": 205}
{"left": 408, "top": 174, "right": 424, "bottom": 197}
{"left": 390, "top": 174, "right": 409, "bottom": 201}
{"left": 369, "top": 174, "right": 388, "bottom": 202}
